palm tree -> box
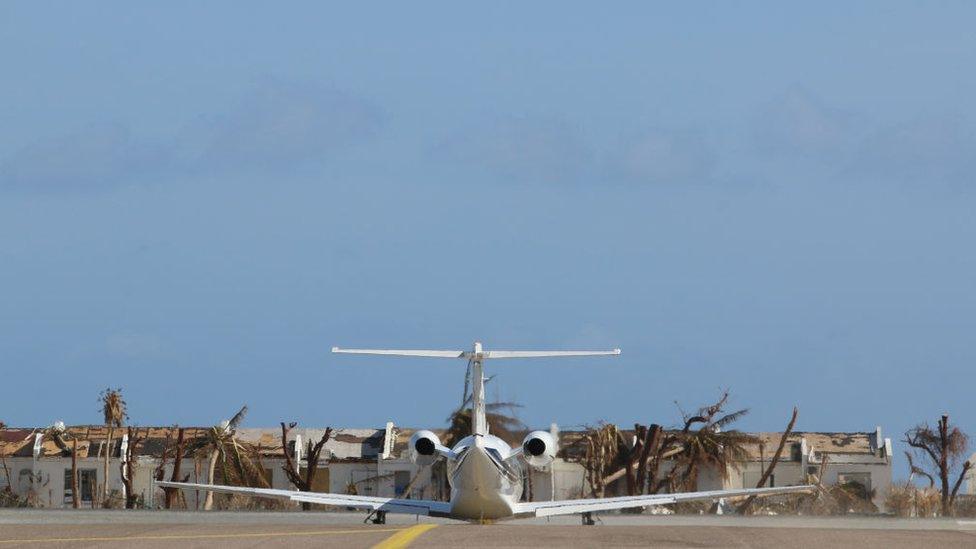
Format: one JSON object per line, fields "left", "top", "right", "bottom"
{"left": 198, "top": 405, "right": 248, "bottom": 510}
{"left": 666, "top": 393, "right": 757, "bottom": 493}
{"left": 445, "top": 373, "right": 526, "bottom": 447}
{"left": 570, "top": 423, "right": 626, "bottom": 498}
{"left": 98, "top": 388, "right": 127, "bottom": 506}
{"left": 443, "top": 401, "right": 527, "bottom": 448}
{"left": 0, "top": 420, "right": 11, "bottom": 497}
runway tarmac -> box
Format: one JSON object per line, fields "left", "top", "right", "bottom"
{"left": 2, "top": 510, "right": 975, "bottom": 548}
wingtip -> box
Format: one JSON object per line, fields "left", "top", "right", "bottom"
{"left": 613, "top": 348, "right": 622, "bottom": 355}
{"left": 331, "top": 346, "right": 339, "bottom": 353}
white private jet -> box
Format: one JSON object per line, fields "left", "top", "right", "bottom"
{"left": 158, "top": 342, "right": 813, "bottom": 523}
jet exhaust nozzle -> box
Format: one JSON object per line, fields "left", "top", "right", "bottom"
{"left": 522, "top": 430, "right": 556, "bottom": 468}
{"left": 409, "top": 430, "right": 442, "bottom": 466}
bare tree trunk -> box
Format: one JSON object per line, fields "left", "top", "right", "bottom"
{"left": 624, "top": 453, "right": 636, "bottom": 496}
{"left": 602, "top": 433, "right": 677, "bottom": 490}
{"left": 401, "top": 469, "right": 425, "bottom": 500}
{"left": 635, "top": 425, "right": 660, "bottom": 495}
{"left": 279, "top": 423, "right": 333, "bottom": 511}
{"left": 203, "top": 450, "right": 219, "bottom": 510}
{"left": 0, "top": 453, "right": 11, "bottom": 494}
{"left": 738, "top": 407, "right": 798, "bottom": 514}
{"left": 164, "top": 429, "right": 187, "bottom": 510}
{"left": 72, "top": 440, "right": 80, "bottom": 509}
{"left": 949, "top": 461, "right": 973, "bottom": 513}
{"left": 101, "top": 426, "right": 113, "bottom": 507}
{"left": 938, "top": 415, "right": 951, "bottom": 516}
{"left": 625, "top": 425, "right": 645, "bottom": 496}
{"left": 120, "top": 427, "right": 139, "bottom": 509}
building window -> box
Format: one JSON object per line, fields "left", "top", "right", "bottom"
{"left": 18, "top": 468, "right": 36, "bottom": 490}
{"left": 394, "top": 471, "right": 411, "bottom": 496}
{"left": 837, "top": 472, "right": 872, "bottom": 497}
{"left": 299, "top": 466, "right": 330, "bottom": 492}
{"left": 351, "top": 471, "right": 376, "bottom": 495}
{"left": 742, "top": 471, "right": 774, "bottom": 488}
{"left": 64, "top": 469, "right": 97, "bottom": 504}
{"left": 89, "top": 441, "right": 104, "bottom": 457}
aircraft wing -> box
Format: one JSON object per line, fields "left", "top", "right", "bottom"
{"left": 155, "top": 481, "right": 453, "bottom": 517}
{"left": 513, "top": 484, "right": 815, "bottom": 518}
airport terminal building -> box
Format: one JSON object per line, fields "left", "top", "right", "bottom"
{"left": 0, "top": 424, "right": 893, "bottom": 511}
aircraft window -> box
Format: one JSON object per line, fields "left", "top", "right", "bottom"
{"left": 486, "top": 448, "right": 504, "bottom": 464}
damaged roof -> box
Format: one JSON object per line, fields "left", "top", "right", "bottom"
{"left": 234, "top": 427, "right": 390, "bottom": 460}
{"left": 0, "top": 426, "right": 215, "bottom": 459}
{"left": 740, "top": 431, "right": 881, "bottom": 461}
{"left": 0, "top": 425, "right": 395, "bottom": 461}
{"left": 1, "top": 425, "right": 887, "bottom": 462}
{"left": 555, "top": 429, "right": 884, "bottom": 462}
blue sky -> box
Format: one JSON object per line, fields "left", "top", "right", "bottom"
{"left": 1, "top": 3, "right": 975, "bottom": 475}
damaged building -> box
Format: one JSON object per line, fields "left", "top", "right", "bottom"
{"left": 0, "top": 423, "right": 892, "bottom": 511}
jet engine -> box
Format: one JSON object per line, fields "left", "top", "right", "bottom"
{"left": 409, "top": 430, "right": 441, "bottom": 466}
{"left": 521, "top": 430, "right": 556, "bottom": 468}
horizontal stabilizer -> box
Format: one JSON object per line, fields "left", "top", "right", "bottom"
{"left": 331, "top": 347, "right": 464, "bottom": 358}
{"left": 484, "top": 349, "right": 621, "bottom": 359}
{"left": 332, "top": 346, "right": 620, "bottom": 360}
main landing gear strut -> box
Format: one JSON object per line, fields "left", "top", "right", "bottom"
{"left": 365, "top": 510, "right": 387, "bottom": 524}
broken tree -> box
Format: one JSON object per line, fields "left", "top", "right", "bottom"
{"left": 98, "top": 388, "right": 128, "bottom": 507}
{"left": 120, "top": 427, "right": 143, "bottom": 509}
{"left": 737, "top": 406, "right": 799, "bottom": 514}
{"left": 904, "top": 414, "right": 972, "bottom": 516}
{"left": 280, "top": 422, "right": 333, "bottom": 510}
{"left": 154, "top": 428, "right": 189, "bottom": 509}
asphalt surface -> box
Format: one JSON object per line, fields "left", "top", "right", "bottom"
{"left": 2, "top": 511, "right": 976, "bottom": 548}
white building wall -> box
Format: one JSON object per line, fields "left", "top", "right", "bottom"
{"left": 1, "top": 428, "right": 894, "bottom": 512}
{"left": 12, "top": 456, "right": 128, "bottom": 509}
{"left": 967, "top": 453, "right": 976, "bottom": 495}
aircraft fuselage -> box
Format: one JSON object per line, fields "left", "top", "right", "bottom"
{"left": 446, "top": 434, "right": 524, "bottom": 520}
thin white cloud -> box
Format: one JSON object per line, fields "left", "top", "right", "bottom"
{"left": 437, "top": 117, "right": 719, "bottom": 186}
{"left": 172, "top": 78, "right": 382, "bottom": 172}
{"left": 435, "top": 117, "right": 589, "bottom": 184}
{"left": 754, "top": 87, "right": 975, "bottom": 185}
{"left": 608, "top": 129, "right": 716, "bottom": 185}
{"left": 752, "top": 86, "right": 863, "bottom": 163}
{"left": 0, "top": 79, "right": 382, "bottom": 193}
{"left": 0, "top": 123, "right": 160, "bottom": 192}
{"left": 854, "top": 115, "right": 976, "bottom": 183}
{"left": 106, "top": 333, "right": 161, "bottom": 359}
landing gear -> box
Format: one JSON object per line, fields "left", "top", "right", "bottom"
{"left": 365, "top": 510, "right": 387, "bottom": 524}
{"left": 581, "top": 512, "right": 596, "bottom": 526}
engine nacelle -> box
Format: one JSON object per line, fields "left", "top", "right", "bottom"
{"left": 409, "top": 430, "right": 441, "bottom": 467}
{"left": 522, "top": 430, "right": 556, "bottom": 468}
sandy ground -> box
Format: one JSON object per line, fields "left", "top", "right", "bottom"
{"left": 2, "top": 511, "right": 976, "bottom": 548}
